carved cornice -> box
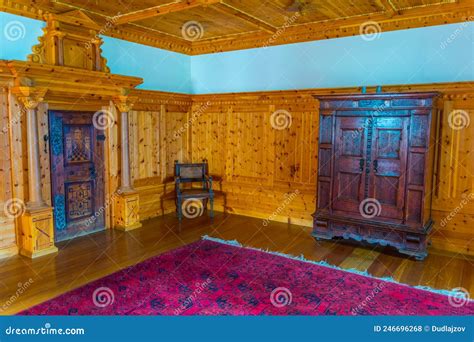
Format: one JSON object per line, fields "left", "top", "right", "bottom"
{"left": 191, "top": 82, "right": 474, "bottom": 104}
{"left": 114, "top": 95, "right": 139, "bottom": 113}
{"left": 11, "top": 86, "right": 48, "bottom": 109}
{"left": 5, "top": 61, "right": 143, "bottom": 108}
{"left": 131, "top": 89, "right": 193, "bottom": 108}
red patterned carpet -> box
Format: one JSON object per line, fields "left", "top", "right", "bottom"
{"left": 21, "top": 237, "right": 474, "bottom": 315}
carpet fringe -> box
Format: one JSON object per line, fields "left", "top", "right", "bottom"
{"left": 202, "top": 235, "right": 472, "bottom": 300}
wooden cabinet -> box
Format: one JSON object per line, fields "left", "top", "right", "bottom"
{"left": 313, "top": 92, "right": 439, "bottom": 260}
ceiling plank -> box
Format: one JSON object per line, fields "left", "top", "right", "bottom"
{"left": 212, "top": 3, "right": 277, "bottom": 34}
{"left": 378, "top": 0, "right": 399, "bottom": 17}
{"left": 114, "top": 0, "right": 221, "bottom": 25}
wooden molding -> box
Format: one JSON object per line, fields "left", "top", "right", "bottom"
{"left": 1, "top": 0, "right": 471, "bottom": 55}
{"left": 191, "top": 2, "right": 473, "bottom": 54}
{"left": 378, "top": 0, "right": 398, "bottom": 18}
{"left": 114, "top": 95, "right": 139, "bottom": 112}
{"left": 114, "top": 0, "right": 221, "bottom": 25}
{"left": 11, "top": 86, "right": 47, "bottom": 109}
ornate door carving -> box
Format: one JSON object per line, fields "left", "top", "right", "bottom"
{"left": 49, "top": 111, "right": 105, "bottom": 241}
{"left": 332, "top": 116, "right": 369, "bottom": 215}
{"left": 370, "top": 116, "right": 409, "bottom": 221}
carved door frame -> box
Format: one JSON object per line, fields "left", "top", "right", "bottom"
{"left": 48, "top": 110, "right": 107, "bottom": 241}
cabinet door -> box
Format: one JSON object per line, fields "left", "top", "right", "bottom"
{"left": 332, "top": 116, "right": 369, "bottom": 214}
{"left": 369, "top": 116, "right": 409, "bottom": 221}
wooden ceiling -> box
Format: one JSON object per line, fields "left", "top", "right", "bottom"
{"left": 1, "top": 0, "right": 472, "bottom": 55}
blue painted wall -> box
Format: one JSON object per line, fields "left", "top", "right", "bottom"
{"left": 0, "top": 12, "right": 44, "bottom": 60}
{"left": 1, "top": 12, "right": 472, "bottom": 94}
{"left": 191, "top": 22, "right": 474, "bottom": 94}
{"left": 101, "top": 37, "right": 191, "bottom": 93}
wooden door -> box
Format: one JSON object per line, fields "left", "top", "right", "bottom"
{"left": 49, "top": 111, "right": 105, "bottom": 242}
{"left": 332, "top": 116, "right": 370, "bottom": 215}
{"left": 369, "top": 116, "right": 409, "bottom": 221}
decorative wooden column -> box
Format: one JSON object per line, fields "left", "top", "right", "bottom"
{"left": 12, "top": 87, "right": 58, "bottom": 258}
{"left": 113, "top": 95, "right": 142, "bottom": 231}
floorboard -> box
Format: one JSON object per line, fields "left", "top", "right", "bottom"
{"left": 0, "top": 212, "right": 472, "bottom": 315}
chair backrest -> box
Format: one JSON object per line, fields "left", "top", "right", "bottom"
{"left": 174, "top": 159, "right": 208, "bottom": 183}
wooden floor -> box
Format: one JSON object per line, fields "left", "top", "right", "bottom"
{"left": 0, "top": 212, "right": 472, "bottom": 315}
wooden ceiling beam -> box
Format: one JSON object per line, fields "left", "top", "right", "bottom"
{"left": 212, "top": 2, "right": 277, "bottom": 34}
{"left": 114, "top": 0, "right": 221, "bottom": 25}
{"left": 378, "top": 0, "right": 399, "bottom": 17}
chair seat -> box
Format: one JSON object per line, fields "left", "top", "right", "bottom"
{"left": 180, "top": 189, "right": 212, "bottom": 198}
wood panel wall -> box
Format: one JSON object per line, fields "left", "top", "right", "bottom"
{"left": 0, "top": 87, "right": 16, "bottom": 257}
{"left": 187, "top": 84, "right": 474, "bottom": 255}
{"left": 128, "top": 91, "right": 192, "bottom": 220}
{"left": 0, "top": 83, "right": 472, "bottom": 257}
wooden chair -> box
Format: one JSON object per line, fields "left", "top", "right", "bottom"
{"left": 174, "top": 159, "right": 214, "bottom": 220}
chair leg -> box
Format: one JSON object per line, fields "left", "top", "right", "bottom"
{"left": 210, "top": 196, "right": 214, "bottom": 219}
{"left": 177, "top": 196, "right": 182, "bottom": 221}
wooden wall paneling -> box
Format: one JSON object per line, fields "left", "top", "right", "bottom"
{"left": 224, "top": 105, "right": 234, "bottom": 182}
{"left": 433, "top": 98, "right": 474, "bottom": 211}
{"left": 151, "top": 111, "right": 160, "bottom": 178}
{"left": 7, "top": 91, "right": 27, "bottom": 248}
{"left": 145, "top": 111, "right": 154, "bottom": 178}
{"left": 430, "top": 95, "right": 474, "bottom": 255}
{"left": 230, "top": 104, "right": 270, "bottom": 183}
{"left": 267, "top": 104, "right": 276, "bottom": 187}
{"left": 192, "top": 102, "right": 227, "bottom": 176}
{"left": 0, "top": 88, "right": 16, "bottom": 255}
{"left": 164, "top": 108, "right": 191, "bottom": 176}
{"left": 137, "top": 111, "right": 146, "bottom": 179}
{"left": 187, "top": 86, "right": 474, "bottom": 255}
{"left": 159, "top": 104, "right": 167, "bottom": 182}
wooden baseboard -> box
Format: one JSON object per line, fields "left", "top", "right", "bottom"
{"left": 19, "top": 246, "right": 58, "bottom": 259}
